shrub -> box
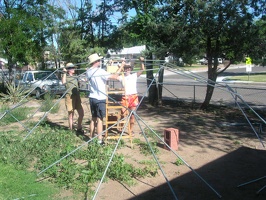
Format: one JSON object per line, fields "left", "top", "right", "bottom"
{"left": 0, "top": 81, "right": 29, "bottom": 104}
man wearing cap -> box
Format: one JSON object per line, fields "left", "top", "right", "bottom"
{"left": 86, "top": 53, "right": 118, "bottom": 145}
{"left": 62, "top": 63, "right": 84, "bottom": 134}
{"left": 116, "top": 57, "right": 145, "bottom": 136}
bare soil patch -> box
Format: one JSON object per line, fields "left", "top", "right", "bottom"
{"left": 93, "top": 99, "right": 266, "bottom": 200}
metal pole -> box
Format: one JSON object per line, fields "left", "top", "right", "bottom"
{"left": 193, "top": 85, "right": 196, "bottom": 106}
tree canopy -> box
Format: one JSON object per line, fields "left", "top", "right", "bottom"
{"left": 116, "top": 0, "right": 265, "bottom": 107}
{"left": 0, "top": 0, "right": 265, "bottom": 107}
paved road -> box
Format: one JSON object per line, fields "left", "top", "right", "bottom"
{"left": 137, "top": 65, "right": 266, "bottom": 109}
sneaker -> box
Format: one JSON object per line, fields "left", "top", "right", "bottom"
{"left": 76, "top": 129, "right": 85, "bottom": 136}
{"left": 84, "top": 135, "right": 91, "bottom": 141}
{"left": 98, "top": 140, "right": 105, "bottom": 146}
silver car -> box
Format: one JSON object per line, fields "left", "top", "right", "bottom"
{"left": 17, "top": 70, "right": 66, "bottom": 99}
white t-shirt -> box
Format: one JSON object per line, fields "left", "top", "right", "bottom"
{"left": 86, "top": 67, "right": 111, "bottom": 100}
{"left": 118, "top": 73, "right": 138, "bottom": 95}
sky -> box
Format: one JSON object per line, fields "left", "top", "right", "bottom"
{"left": 50, "top": 0, "right": 136, "bottom": 25}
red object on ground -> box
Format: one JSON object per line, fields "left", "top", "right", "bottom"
{"left": 164, "top": 128, "right": 179, "bottom": 151}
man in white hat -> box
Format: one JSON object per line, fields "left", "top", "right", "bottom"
{"left": 86, "top": 53, "right": 118, "bottom": 145}
{"left": 62, "top": 62, "right": 84, "bottom": 134}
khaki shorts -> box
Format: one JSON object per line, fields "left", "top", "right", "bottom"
{"left": 65, "top": 93, "right": 83, "bottom": 112}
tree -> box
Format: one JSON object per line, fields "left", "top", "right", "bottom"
{"left": 252, "top": 17, "right": 266, "bottom": 66}
{"left": 0, "top": 0, "right": 63, "bottom": 71}
{"left": 117, "top": 0, "right": 266, "bottom": 108}
{"left": 54, "top": 0, "right": 122, "bottom": 64}
{"left": 0, "top": 4, "right": 41, "bottom": 71}
{"left": 189, "top": 0, "right": 265, "bottom": 108}
{"left": 58, "top": 28, "right": 87, "bottom": 64}
{"left": 114, "top": 0, "right": 167, "bottom": 106}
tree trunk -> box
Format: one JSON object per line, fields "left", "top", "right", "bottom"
{"left": 157, "top": 59, "right": 165, "bottom": 106}
{"left": 200, "top": 77, "right": 216, "bottom": 109}
{"left": 200, "top": 36, "right": 219, "bottom": 109}
{"left": 146, "top": 53, "right": 158, "bottom": 106}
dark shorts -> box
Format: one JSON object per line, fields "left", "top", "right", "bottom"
{"left": 89, "top": 98, "right": 106, "bottom": 119}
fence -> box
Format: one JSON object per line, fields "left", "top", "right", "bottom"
{"left": 1, "top": 67, "right": 265, "bottom": 110}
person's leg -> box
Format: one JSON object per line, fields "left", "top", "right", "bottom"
{"left": 68, "top": 111, "right": 74, "bottom": 130}
{"left": 121, "top": 96, "right": 129, "bottom": 125}
{"left": 75, "top": 95, "right": 84, "bottom": 130}
{"left": 90, "top": 117, "right": 97, "bottom": 138}
{"left": 77, "top": 107, "right": 84, "bottom": 130}
{"left": 65, "top": 94, "right": 74, "bottom": 130}
{"left": 97, "top": 117, "right": 103, "bottom": 141}
{"left": 89, "top": 98, "right": 97, "bottom": 138}
{"left": 127, "top": 95, "right": 138, "bottom": 135}
{"left": 96, "top": 100, "right": 106, "bottom": 143}
{"left": 121, "top": 107, "right": 127, "bottom": 118}
{"left": 129, "top": 106, "right": 136, "bottom": 134}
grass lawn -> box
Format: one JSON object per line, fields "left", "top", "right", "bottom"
{"left": 223, "top": 73, "right": 266, "bottom": 82}
{"left": 0, "top": 162, "right": 71, "bottom": 200}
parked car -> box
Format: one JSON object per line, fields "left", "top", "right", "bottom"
{"left": 16, "top": 70, "right": 66, "bottom": 99}
{"left": 198, "top": 57, "right": 223, "bottom": 65}
{"left": 199, "top": 58, "right": 208, "bottom": 65}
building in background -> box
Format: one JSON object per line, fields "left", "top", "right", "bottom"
{"left": 0, "top": 58, "right": 7, "bottom": 69}
{"left": 107, "top": 45, "right": 146, "bottom": 60}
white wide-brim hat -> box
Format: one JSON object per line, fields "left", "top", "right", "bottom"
{"left": 65, "top": 62, "right": 77, "bottom": 69}
{"left": 88, "top": 53, "right": 103, "bottom": 65}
